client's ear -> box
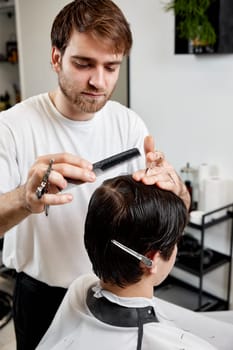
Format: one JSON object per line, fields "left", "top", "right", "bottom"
{"left": 147, "top": 251, "right": 161, "bottom": 274}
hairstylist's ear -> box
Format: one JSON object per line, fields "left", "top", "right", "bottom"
{"left": 51, "top": 47, "right": 62, "bottom": 72}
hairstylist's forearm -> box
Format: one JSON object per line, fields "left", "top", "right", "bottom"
{"left": 0, "top": 186, "right": 31, "bottom": 236}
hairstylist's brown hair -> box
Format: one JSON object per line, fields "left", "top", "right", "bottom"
{"left": 51, "top": 0, "right": 132, "bottom": 56}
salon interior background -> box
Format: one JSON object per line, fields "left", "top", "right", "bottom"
{"left": 11, "top": 0, "right": 233, "bottom": 305}
{"left": 15, "top": 0, "right": 233, "bottom": 178}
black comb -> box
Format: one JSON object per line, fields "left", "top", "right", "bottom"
{"left": 66, "top": 148, "right": 141, "bottom": 186}
{"left": 93, "top": 148, "right": 140, "bottom": 173}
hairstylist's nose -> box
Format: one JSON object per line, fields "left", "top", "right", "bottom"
{"left": 88, "top": 68, "right": 105, "bottom": 90}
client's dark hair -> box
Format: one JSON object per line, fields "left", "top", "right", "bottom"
{"left": 84, "top": 175, "right": 188, "bottom": 287}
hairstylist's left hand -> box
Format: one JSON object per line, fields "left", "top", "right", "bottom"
{"left": 132, "top": 135, "right": 191, "bottom": 210}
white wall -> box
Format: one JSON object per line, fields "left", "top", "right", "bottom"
{"left": 115, "top": 0, "right": 233, "bottom": 181}
{"left": 15, "top": 0, "right": 70, "bottom": 98}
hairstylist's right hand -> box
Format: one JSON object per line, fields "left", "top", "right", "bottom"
{"left": 24, "top": 153, "right": 96, "bottom": 214}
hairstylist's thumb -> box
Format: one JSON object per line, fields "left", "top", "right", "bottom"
{"left": 144, "top": 135, "right": 155, "bottom": 155}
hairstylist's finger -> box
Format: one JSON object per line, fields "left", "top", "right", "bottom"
{"left": 51, "top": 163, "right": 96, "bottom": 188}
{"left": 35, "top": 152, "right": 93, "bottom": 170}
{"left": 144, "top": 135, "right": 155, "bottom": 155}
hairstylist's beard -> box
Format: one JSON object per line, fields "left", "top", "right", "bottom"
{"left": 58, "top": 71, "right": 115, "bottom": 113}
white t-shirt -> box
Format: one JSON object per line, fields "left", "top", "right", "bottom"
{"left": 37, "top": 274, "right": 217, "bottom": 350}
{"left": 0, "top": 93, "right": 148, "bottom": 287}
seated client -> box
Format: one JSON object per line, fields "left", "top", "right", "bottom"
{"left": 37, "top": 175, "right": 216, "bottom": 350}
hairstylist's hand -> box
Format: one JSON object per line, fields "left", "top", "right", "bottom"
{"left": 132, "top": 135, "right": 191, "bottom": 210}
{"left": 23, "top": 153, "right": 96, "bottom": 214}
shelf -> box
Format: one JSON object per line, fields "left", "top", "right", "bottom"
{"left": 188, "top": 209, "right": 233, "bottom": 230}
{"left": 0, "top": 58, "right": 18, "bottom": 64}
{"left": 0, "top": 1, "right": 14, "bottom": 10}
{"left": 162, "top": 203, "right": 233, "bottom": 312}
{"left": 155, "top": 275, "right": 228, "bottom": 312}
{"left": 0, "top": 5, "right": 14, "bottom": 15}
{"left": 176, "top": 249, "right": 230, "bottom": 276}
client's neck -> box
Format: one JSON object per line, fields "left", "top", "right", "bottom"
{"left": 101, "top": 277, "right": 154, "bottom": 299}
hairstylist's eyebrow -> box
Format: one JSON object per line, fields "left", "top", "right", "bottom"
{"left": 71, "top": 55, "right": 123, "bottom": 65}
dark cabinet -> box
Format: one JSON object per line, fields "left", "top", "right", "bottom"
{"left": 175, "top": 0, "right": 233, "bottom": 54}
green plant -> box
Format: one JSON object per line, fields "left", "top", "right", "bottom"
{"left": 164, "top": 0, "right": 216, "bottom": 46}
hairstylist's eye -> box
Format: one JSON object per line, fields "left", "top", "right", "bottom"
{"left": 105, "top": 63, "right": 120, "bottom": 72}
{"left": 71, "top": 57, "right": 93, "bottom": 69}
{"left": 105, "top": 65, "right": 116, "bottom": 72}
{"left": 73, "top": 61, "right": 91, "bottom": 69}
